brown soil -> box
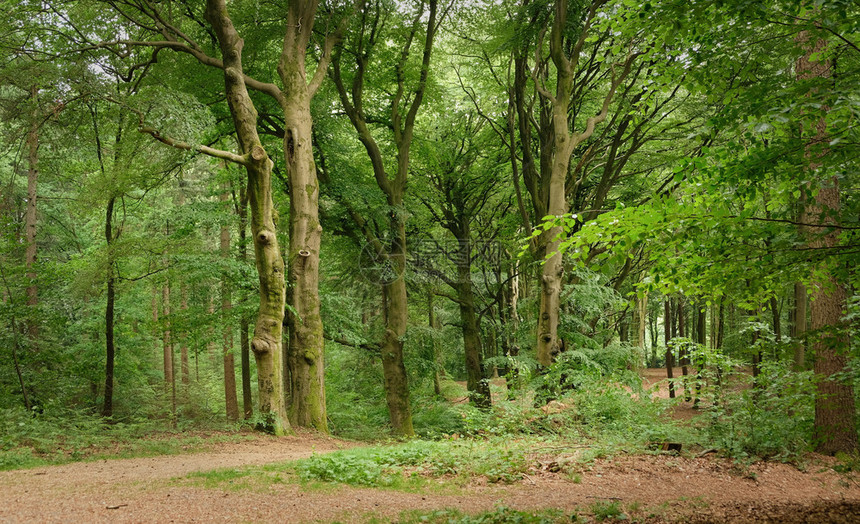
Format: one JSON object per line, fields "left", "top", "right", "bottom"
{"left": 2, "top": 372, "right": 857, "bottom": 523}
{"left": 2, "top": 429, "right": 858, "bottom": 523}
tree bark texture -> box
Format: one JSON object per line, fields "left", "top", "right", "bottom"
{"left": 381, "top": 222, "right": 415, "bottom": 436}
{"left": 283, "top": 100, "right": 327, "bottom": 432}
{"left": 457, "top": 240, "right": 491, "bottom": 408}
{"left": 330, "top": 0, "right": 441, "bottom": 436}
{"left": 205, "top": 0, "right": 289, "bottom": 434}
{"left": 102, "top": 197, "right": 116, "bottom": 418}
{"left": 162, "top": 279, "right": 176, "bottom": 419}
{"left": 221, "top": 190, "right": 239, "bottom": 422}
{"left": 25, "top": 84, "right": 39, "bottom": 342}
{"left": 238, "top": 186, "right": 254, "bottom": 420}
{"left": 796, "top": 30, "right": 857, "bottom": 454}
{"left": 664, "top": 298, "right": 675, "bottom": 399}
{"left": 536, "top": 0, "right": 635, "bottom": 366}
{"left": 180, "top": 286, "right": 190, "bottom": 385}
{"left": 793, "top": 283, "right": 807, "bottom": 371}
{"left": 278, "top": 0, "right": 336, "bottom": 433}
{"left": 429, "top": 293, "right": 443, "bottom": 396}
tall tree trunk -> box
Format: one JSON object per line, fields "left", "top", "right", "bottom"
{"left": 381, "top": 222, "right": 415, "bottom": 436}
{"left": 792, "top": 283, "right": 807, "bottom": 371}
{"left": 180, "top": 286, "right": 190, "bottom": 385}
{"left": 717, "top": 300, "right": 725, "bottom": 350}
{"left": 205, "top": 0, "right": 289, "bottom": 434}
{"left": 25, "top": 85, "right": 39, "bottom": 343}
{"left": 457, "top": 239, "right": 491, "bottom": 408}
{"left": 329, "top": 0, "right": 441, "bottom": 436}
{"left": 238, "top": 184, "right": 253, "bottom": 420}
{"left": 429, "top": 293, "right": 442, "bottom": 396}
{"left": 535, "top": 0, "right": 635, "bottom": 366}
{"left": 283, "top": 103, "right": 327, "bottom": 432}
{"left": 664, "top": 298, "right": 675, "bottom": 399}
{"left": 221, "top": 190, "right": 239, "bottom": 422}
{"left": 274, "top": 0, "right": 336, "bottom": 433}
{"left": 163, "top": 278, "right": 175, "bottom": 421}
{"left": 694, "top": 303, "right": 706, "bottom": 408}
{"left": 678, "top": 298, "right": 690, "bottom": 401}
{"left": 770, "top": 297, "right": 782, "bottom": 343}
{"left": 797, "top": 29, "right": 857, "bottom": 454}
{"left": 152, "top": 286, "right": 160, "bottom": 366}
{"left": 102, "top": 196, "right": 116, "bottom": 418}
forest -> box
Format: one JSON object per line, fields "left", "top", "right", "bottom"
{"left": 1, "top": 0, "right": 859, "bottom": 521}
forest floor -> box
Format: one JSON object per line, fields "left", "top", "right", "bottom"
{"left": 2, "top": 370, "right": 859, "bottom": 523}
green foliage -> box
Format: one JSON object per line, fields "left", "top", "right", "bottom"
{"left": 0, "top": 404, "right": 251, "bottom": 470}
{"left": 700, "top": 360, "right": 815, "bottom": 461}
{"left": 533, "top": 343, "right": 639, "bottom": 407}
{"left": 293, "top": 439, "right": 532, "bottom": 487}
{"left": 397, "top": 506, "right": 577, "bottom": 524}
{"left": 589, "top": 500, "right": 624, "bottom": 522}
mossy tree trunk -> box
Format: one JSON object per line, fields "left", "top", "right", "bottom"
{"left": 456, "top": 238, "right": 491, "bottom": 408}
{"left": 25, "top": 84, "right": 39, "bottom": 343}
{"left": 221, "top": 189, "right": 239, "bottom": 422}
{"left": 536, "top": 0, "right": 636, "bottom": 367}
{"left": 331, "top": 0, "right": 442, "bottom": 436}
{"left": 205, "top": 0, "right": 288, "bottom": 434}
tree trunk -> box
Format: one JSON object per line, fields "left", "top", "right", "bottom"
{"left": 283, "top": 103, "right": 327, "bottom": 432}
{"left": 535, "top": 0, "right": 634, "bottom": 366}
{"left": 238, "top": 185, "right": 253, "bottom": 420}
{"left": 664, "top": 298, "right": 675, "bottom": 399}
{"left": 152, "top": 286, "right": 160, "bottom": 366}
{"left": 717, "top": 300, "right": 725, "bottom": 350}
{"left": 806, "top": 177, "right": 856, "bottom": 453}
{"left": 770, "top": 297, "right": 782, "bottom": 343}
{"left": 429, "top": 293, "right": 442, "bottom": 396}
{"left": 381, "top": 222, "right": 415, "bottom": 436}
{"left": 180, "top": 286, "right": 190, "bottom": 385}
{"left": 796, "top": 29, "right": 857, "bottom": 454}
{"left": 205, "top": 0, "right": 289, "bottom": 434}
{"left": 163, "top": 279, "right": 176, "bottom": 421}
{"left": 457, "top": 240, "right": 491, "bottom": 408}
{"left": 25, "top": 84, "right": 39, "bottom": 343}
{"left": 792, "top": 282, "right": 807, "bottom": 371}
{"left": 329, "top": 0, "right": 441, "bottom": 436}
{"left": 221, "top": 190, "right": 239, "bottom": 422}
{"left": 102, "top": 197, "right": 116, "bottom": 418}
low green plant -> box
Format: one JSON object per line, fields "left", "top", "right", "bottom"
{"left": 293, "top": 439, "right": 533, "bottom": 488}
{"left": 396, "top": 506, "right": 578, "bottom": 523}
{"left": 0, "top": 404, "right": 252, "bottom": 470}
{"left": 700, "top": 360, "right": 815, "bottom": 461}
{"left": 589, "top": 500, "right": 624, "bottom": 521}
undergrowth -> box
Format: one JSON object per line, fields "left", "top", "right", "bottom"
{"left": 0, "top": 404, "right": 253, "bottom": 470}
{"left": 294, "top": 439, "right": 533, "bottom": 487}
{"left": 392, "top": 506, "right": 578, "bottom": 523}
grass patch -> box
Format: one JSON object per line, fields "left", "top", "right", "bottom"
{"left": 176, "top": 438, "right": 542, "bottom": 493}
{"left": 0, "top": 406, "right": 255, "bottom": 470}
{"left": 589, "top": 500, "right": 625, "bottom": 521}
{"left": 294, "top": 439, "right": 534, "bottom": 488}
{"left": 393, "top": 506, "right": 578, "bottom": 523}
{"left": 183, "top": 465, "right": 292, "bottom": 492}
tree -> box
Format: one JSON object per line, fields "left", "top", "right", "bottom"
{"left": 796, "top": 28, "right": 857, "bottom": 454}
{"left": 330, "top": 0, "right": 447, "bottom": 435}
{"left": 73, "top": 0, "right": 356, "bottom": 432}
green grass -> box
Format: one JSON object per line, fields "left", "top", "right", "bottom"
{"left": 589, "top": 500, "right": 624, "bottom": 521}
{"left": 0, "top": 406, "right": 256, "bottom": 470}
{"left": 391, "top": 506, "right": 579, "bottom": 523}
{"left": 177, "top": 437, "right": 549, "bottom": 493}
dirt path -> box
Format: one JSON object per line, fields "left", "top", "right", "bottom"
{"left": 2, "top": 430, "right": 859, "bottom": 523}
